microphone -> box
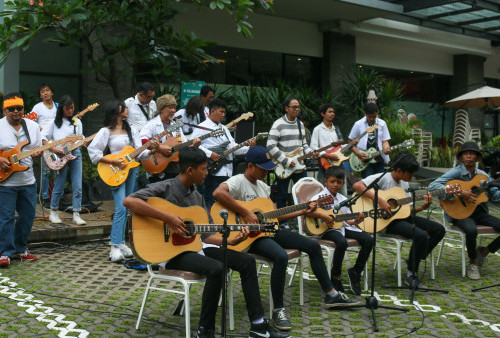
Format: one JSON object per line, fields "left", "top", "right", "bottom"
{"left": 219, "top": 209, "right": 229, "bottom": 221}
{"left": 406, "top": 186, "right": 428, "bottom": 193}
{"left": 480, "top": 180, "right": 500, "bottom": 188}
{"left": 333, "top": 196, "right": 355, "bottom": 212}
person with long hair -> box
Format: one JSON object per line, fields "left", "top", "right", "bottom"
{"left": 88, "top": 100, "right": 157, "bottom": 262}
{"left": 41, "top": 95, "right": 87, "bottom": 225}
{"left": 174, "top": 96, "right": 205, "bottom": 135}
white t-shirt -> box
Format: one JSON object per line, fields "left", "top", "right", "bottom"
{"left": 225, "top": 174, "right": 271, "bottom": 201}
{"left": 41, "top": 118, "right": 84, "bottom": 142}
{"left": 362, "top": 172, "right": 409, "bottom": 192}
{"left": 31, "top": 101, "right": 57, "bottom": 130}
{"left": 348, "top": 117, "right": 391, "bottom": 163}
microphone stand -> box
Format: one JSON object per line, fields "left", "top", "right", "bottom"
{"left": 220, "top": 211, "right": 230, "bottom": 337}
{"left": 337, "top": 157, "right": 408, "bottom": 332}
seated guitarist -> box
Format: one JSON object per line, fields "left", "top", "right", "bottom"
{"left": 191, "top": 98, "right": 255, "bottom": 208}
{"left": 353, "top": 152, "right": 445, "bottom": 287}
{"left": 429, "top": 142, "right": 500, "bottom": 280}
{"left": 309, "top": 166, "right": 373, "bottom": 296}
{"left": 123, "top": 148, "right": 288, "bottom": 338}
{"left": 213, "top": 146, "right": 360, "bottom": 331}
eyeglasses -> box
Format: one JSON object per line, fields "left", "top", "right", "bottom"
{"left": 5, "top": 106, "right": 24, "bottom": 112}
{"left": 287, "top": 106, "right": 301, "bottom": 110}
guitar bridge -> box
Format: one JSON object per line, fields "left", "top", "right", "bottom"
{"left": 51, "top": 154, "right": 59, "bottom": 161}
{"left": 164, "top": 223, "right": 170, "bottom": 242}
{"left": 109, "top": 165, "right": 117, "bottom": 174}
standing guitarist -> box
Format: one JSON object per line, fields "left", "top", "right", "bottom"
{"left": 429, "top": 142, "right": 500, "bottom": 280}
{"left": 192, "top": 98, "right": 255, "bottom": 208}
{"left": 352, "top": 152, "right": 445, "bottom": 287}
{"left": 0, "top": 93, "right": 42, "bottom": 267}
{"left": 267, "top": 97, "right": 317, "bottom": 209}
{"left": 348, "top": 103, "right": 391, "bottom": 178}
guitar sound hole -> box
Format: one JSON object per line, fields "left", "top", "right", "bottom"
{"left": 184, "top": 221, "right": 196, "bottom": 237}
{"left": 254, "top": 212, "right": 264, "bottom": 224}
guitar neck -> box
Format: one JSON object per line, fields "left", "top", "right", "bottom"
{"left": 334, "top": 211, "right": 369, "bottom": 222}
{"left": 67, "top": 133, "right": 97, "bottom": 152}
{"left": 173, "top": 130, "right": 216, "bottom": 152}
{"left": 343, "top": 130, "right": 371, "bottom": 154}
{"left": 18, "top": 137, "right": 78, "bottom": 160}
{"left": 75, "top": 108, "right": 90, "bottom": 119}
{"left": 263, "top": 202, "right": 310, "bottom": 219}
{"left": 130, "top": 123, "right": 179, "bottom": 159}
{"left": 297, "top": 142, "right": 342, "bottom": 162}
{"left": 368, "top": 143, "right": 403, "bottom": 159}
{"left": 396, "top": 187, "right": 448, "bottom": 206}
{"left": 226, "top": 113, "right": 253, "bottom": 128}
{"left": 222, "top": 138, "right": 251, "bottom": 157}
{"left": 190, "top": 223, "right": 267, "bottom": 233}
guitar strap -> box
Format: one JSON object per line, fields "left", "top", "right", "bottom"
{"left": 138, "top": 104, "right": 149, "bottom": 120}
{"left": 20, "top": 119, "right": 31, "bottom": 145}
{"left": 297, "top": 119, "right": 305, "bottom": 155}
{"left": 126, "top": 127, "right": 134, "bottom": 147}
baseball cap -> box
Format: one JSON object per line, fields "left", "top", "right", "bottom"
{"left": 246, "top": 146, "right": 277, "bottom": 170}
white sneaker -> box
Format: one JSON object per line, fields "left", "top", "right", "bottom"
{"left": 467, "top": 264, "right": 480, "bottom": 280}
{"left": 109, "top": 245, "right": 125, "bottom": 262}
{"left": 49, "top": 210, "right": 62, "bottom": 224}
{"left": 73, "top": 212, "right": 87, "bottom": 225}
{"left": 118, "top": 243, "right": 133, "bottom": 258}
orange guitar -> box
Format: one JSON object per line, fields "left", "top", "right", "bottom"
{"left": 0, "top": 135, "right": 83, "bottom": 182}
{"left": 129, "top": 198, "right": 278, "bottom": 264}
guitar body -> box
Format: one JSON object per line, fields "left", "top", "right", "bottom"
{"left": 351, "top": 187, "right": 411, "bottom": 233}
{"left": 130, "top": 198, "right": 208, "bottom": 263}
{"left": 141, "top": 137, "right": 180, "bottom": 174}
{"left": 440, "top": 174, "right": 489, "bottom": 220}
{"left": 43, "top": 142, "right": 77, "bottom": 171}
{"left": 274, "top": 148, "right": 306, "bottom": 179}
{"left": 349, "top": 148, "right": 378, "bottom": 173}
{"left": 304, "top": 208, "right": 344, "bottom": 236}
{"left": 206, "top": 141, "right": 231, "bottom": 175}
{"left": 318, "top": 145, "right": 350, "bottom": 170}
{"left": 0, "top": 141, "right": 30, "bottom": 182}
{"left": 211, "top": 197, "right": 278, "bottom": 251}
{"left": 97, "top": 146, "right": 140, "bottom": 186}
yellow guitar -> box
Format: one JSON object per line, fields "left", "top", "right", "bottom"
{"left": 304, "top": 208, "right": 383, "bottom": 236}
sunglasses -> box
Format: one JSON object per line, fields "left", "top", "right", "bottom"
{"left": 5, "top": 106, "right": 24, "bottom": 112}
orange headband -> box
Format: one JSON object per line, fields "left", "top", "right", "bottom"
{"left": 3, "top": 97, "right": 24, "bottom": 109}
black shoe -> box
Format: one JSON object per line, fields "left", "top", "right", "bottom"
{"left": 196, "top": 327, "right": 215, "bottom": 338}
{"left": 324, "top": 292, "right": 362, "bottom": 308}
{"left": 347, "top": 268, "right": 362, "bottom": 296}
{"left": 42, "top": 198, "right": 51, "bottom": 208}
{"left": 249, "top": 319, "right": 291, "bottom": 338}
{"left": 331, "top": 278, "right": 345, "bottom": 293}
{"left": 272, "top": 308, "right": 291, "bottom": 331}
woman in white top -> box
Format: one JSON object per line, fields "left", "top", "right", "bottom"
{"left": 88, "top": 100, "right": 156, "bottom": 262}
{"left": 41, "top": 95, "right": 86, "bottom": 226}
{"left": 174, "top": 96, "right": 205, "bottom": 135}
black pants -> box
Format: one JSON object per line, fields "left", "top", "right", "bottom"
{"left": 385, "top": 215, "right": 445, "bottom": 273}
{"left": 322, "top": 229, "right": 374, "bottom": 277}
{"left": 248, "top": 230, "right": 334, "bottom": 309}
{"left": 452, "top": 208, "right": 500, "bottom": 260}
{"left": 203, "top": 247, "right": 265, "bottom": 323}
{"left": 276, "top": 171, "right": 307, "bottom": 209}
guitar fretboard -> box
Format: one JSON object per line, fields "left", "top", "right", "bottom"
{"left": 334, "top": 210, "right": 370, "bottom": 222}
{"left": 368, "top": 142, "right": 409, "bottom": 159}
{"left": 130, "top": 121, "right": 183, "bottom": 159}
{"left": 342, "top": 129, "right": 374, "bottom": 155}
{"left": 185, "top": 224, "right": 271, "bottom": 233}
{"left": 68, "top": 133, "right": 97, "bottom": 152}
{"left": 262, "top": 196, "right": 332, "bottom": 219}
{"left": 18, "top": 136, "right": 81, "bottom": 161}
{"left": 297, "top": 141, "right": 342, "bottom": 162}
{"left": 173, "top": 129, "right": 221, "bottom": 152}
{"left": 395, "top": 187, "right": 449, "bottom": 206}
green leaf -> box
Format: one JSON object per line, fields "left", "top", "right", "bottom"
{"left": 9, "top": 35, "right": 31, "bottom": 50}
{"left": 209, "top": 2, "right": 217, "bottom": 10}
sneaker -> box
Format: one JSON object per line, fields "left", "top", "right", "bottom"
{"left": 118, "top": 243, "right": 134, "bottom": 258}
{"left": 331, "top": 278, "right": 345, "bottom": 293}
{"left": 42, "top": 198, "right": 51, "bottom": 208}
{"left": 49, "top": 210, "right": 62, "bottom": 224}
{"left": 15, "top": 251, "right": 38, "bottom": 262}
{"left": 272, "top": 308, "right": 291, "bottom": 331}
{"left": 476, "top": 246, "right": 487, "bottom": 267}
{"left": 324, "top": 292, "right": 361, "bottom": 308}
{"left": 467, "top": 264, "right": 480, "bottom": 280}
{"left": 73, "top": 212, "right": 86, "bottom": 225}
{"left": 109, "top": 245, "right": 125, "bottom": 263}
{"left": 249, "top": 319, "right": 291, "bottom": 338}
{"left": 196, "top": 327, "right": 215, "bottom": 338}
{"left": 404, "top": 275, "right": 427, "bottom": 289}
{"left": 0, "top": 255, "right": 10, "bottom": 267}
{"left": 347, "top": 268, "right": 362, "bottom": 296}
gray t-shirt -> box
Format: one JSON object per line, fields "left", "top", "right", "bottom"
{"left": 225, "top": 174, "right": 271, "bottom": 201}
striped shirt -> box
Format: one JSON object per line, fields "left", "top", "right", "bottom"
{"left": 266, "top": 115, "right": 312, "bottom": 166}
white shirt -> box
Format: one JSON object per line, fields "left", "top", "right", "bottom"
{"left": 124, "top": 94, "right": 157, "bottom": 131}
{"left": 310, "top": 122, "right": 341, "bottom": 157}
{"left": 174, "top": 108, "right": 202, "bottom": 134}
{"left": 311, "top": 187, "right": 361, "bottom": 236}
{"left": 87, "top": 126, "right": 146, "bottom": 164}
{"left": 0, "top": 118, "right": 42, "bottom": 187}
{"left": 204, "top": 106, "right": 210, "bottom": 118}
{"left": 191, "top": 118, "right": 248, "bottom": 177}
{"left": 348, "top": 117, "right": 391, "bottom": 163}
{"left": 41, "top": 118, "right": 84, "bottom": 142}
{"left": 361, "top": 172, "right": 409, "bottom": 193}
{"left": 140, "top": 115, "right": 187, "bottom": 144}
{"left": 30, "top": 101, "right": 57, "bottom": 130}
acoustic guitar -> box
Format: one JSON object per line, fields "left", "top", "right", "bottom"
{"left": 318, "top": 125, "right": 378, "bottom": 170}
{"left": 97, "top": 120, "right": 183, "bottom": 186}
{"left": 349, "top": 139, "right": 415, "bottom": 173}
{"left": 440, "top": 174, "right": 500, "bottom": 219}
{"left": 129, "top": 197, "right": 278, "bottom": 264}
{"left": 211, "top": 194, "right": 334, "bottom": 251}
{"left": 0, "top": 135, "right": 83, "bottom": 182}
{"left": 304, "top": 208, "right": 385, "bottom": 236}
{"left": 43, "top": 133, "right": 97, "bottom": 171}
{"left": 351, "top": 185, "right": 461, "bottom": 233}
{"left": 141, "top": 128, "right": 225, "bottom": 174}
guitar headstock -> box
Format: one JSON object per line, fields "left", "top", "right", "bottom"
{"left": 171, "top": 119, "right": 184, "bottom": 130}
{"left": 315, "top": 194, "right": 334, "bottom": 208}
{"left": 24, "top": 112, "right": 38, "bottom": 121}
{"left": 213, "top": 129, "right": 225, "bottom": 138}
{"left": 444, "top": 184, "right": 461, "bottom": 196}
{"left": 87, "top": 103, "right": 99, "bottom": 111}
{"left": 263, "top": 222, "right": 280, "bottom": 233}
{"left": 401, "top": 139, "right": 416, "bottom": 148}
{"left": 240, "top": 112, "right": 254, "bottom": 121}
{"left": 255, "top": 132, "right": 269, "bottom": 140}
{"left": 366, "top": 125, "right": 379, "bottom": 133}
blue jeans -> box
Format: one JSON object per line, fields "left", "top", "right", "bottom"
{"left": 50, "top": 149, "right": 83, "bottom": 212}
{"left": 361, "top": 162, "right": 385, "bottom": 178}
{"left": 41, "top": 158, "right": 52, "bottom": 200}
{"left": 110, "top": 167, "right": 138, "bottom": 245}
{"left": 276, "top": 171, "right": 307, "bottom": 209}
{"left": 0, "top": 183, "right": 37, "bottom": 257}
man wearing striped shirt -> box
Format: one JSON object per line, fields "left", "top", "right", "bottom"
{"left": 266, "top": 97, "right": 317, "bottom": 209}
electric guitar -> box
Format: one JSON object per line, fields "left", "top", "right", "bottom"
{"left": 207, "top": 132, "right": 269, "bottom": 175}
{"left": 225, "top": 112, "right": 253, "bottom": 129}
{"left": 141, "top": 128, "right": 225, "bottom": 174}
{"left": 74, "top": 103, "right": 100, "bottom": 119}
{"left": 274, "top": 141, "right": 343, "bottom": 179}
{"left": 211, "top": 195, "right": 334, "bottom": 251}
{"left": 97, "top": 120, "right": 183, "bottom": 186}
{"left": 129, "top": 197, "right": 278, "bottom": 263}
{"left": 43, "top": 133, "right": 97, "bottom": 171}
{"left": 349, "top": 139, "right": 415, "bottom": 173}
{"left": 304, "top": 208, "right": 385, "bottom": 236}
{"left": 0, "top": 135, "right": 83, "bottom": 182}
{"left": 440, "top": 174, "right": 500, "bottom": 219}
{"left": 351, "top": 185, "right": 461, "bottom": 233}
{"left": 318, "top": 125, "right": 378, "bottom": 170}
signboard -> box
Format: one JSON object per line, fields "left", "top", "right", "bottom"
{"left": 180, "top": 81, "right": 205, "bottom": 107}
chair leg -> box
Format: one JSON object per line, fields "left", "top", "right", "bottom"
{"left": 288, "top": 259, "right": 297, "bottom": 287}
{"left": 436, "top": 237, "right": 445, "bottom": 267}
{"left": 269, "top": 263, "right": 274, "bottom": 317}
{"left": 229, "top": 271, "right": 234, "bottom": 331}
{"left": 299, "top": 257, "right": 304, "bottom": 306}
{"left": 363, "top": 263, "right": 368, "bottom": 291}
{"left": 182, "top": 280, "right": 191, "bottom": 338}
{"left": 136, "top": 276, "right": 154, "bottom": 330}
{"left": 430, "top": 250, "right": 435, "bottom": 280}
{"left": 396, "top": 241, "right": 402, "bottom": 287}
{"left": 461, "top": 233, "right": 466, "bottom": 278}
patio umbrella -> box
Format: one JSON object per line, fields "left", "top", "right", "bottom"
{"left": 443, "top": 85, "right": 500, "bottom": 108}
